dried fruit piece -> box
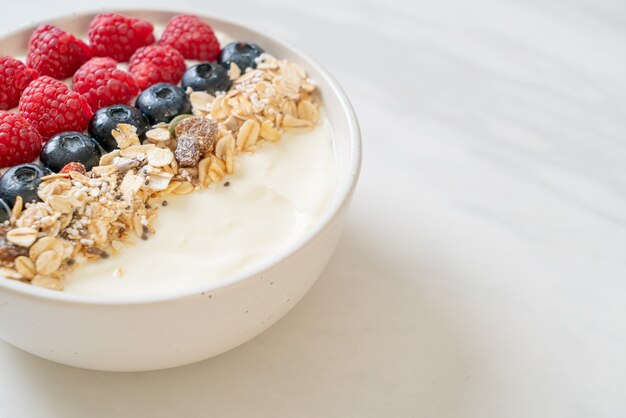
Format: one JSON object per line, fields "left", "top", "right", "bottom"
{"left": 174, "top": 116, "right": 217, "bottom": 153}
{"left": 1, "top": 52, "right": 322, "bottom": 292}
{"left": 59, "top": 162, "right": 87, "bottom": 175}
{"left": 174, "top": 135, "right": 201, "bottom": 167}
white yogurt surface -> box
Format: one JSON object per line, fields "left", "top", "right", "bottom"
{"left": 64, "top": 118, "right": 336, "bottom": 296}
{"left": 9, "top": 27, "right": 337, "bottom": 296}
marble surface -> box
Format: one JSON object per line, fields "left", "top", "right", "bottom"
{"left": 1, "top": 0, "right": 624, "bottom": 416}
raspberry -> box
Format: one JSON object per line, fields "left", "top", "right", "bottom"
{"left": 0, "top": 57, "right": 39, "bottom": 111}
{"left": 26, "top": 24, "right": 92, "bottom": 80}
{"left": 128, "top": 45, "right": 186, "bottom": 90}
{"left": 0, "top": 111, "right": 43, "bottom": 168}
{"left": 19, "top": 76, "right": 93, "bottom": 140}
{"left": 59, "top": 162, "right": 86, "bottom": 175}
{"left": 159, "top": 15, "right": 220, "bottom": 61}
{"left": 72, "top": 57, "right": 139, "bottom": 112}
{"left": 88, "top": 13, "right": 155, "bottom": 62}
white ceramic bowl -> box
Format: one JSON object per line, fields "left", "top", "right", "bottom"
{"left": 0, "top": 10, "right": 361, "bottom": 371}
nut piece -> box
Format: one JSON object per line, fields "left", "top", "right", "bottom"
{"left": 174, "top": 135, "right": 201, "bottom": 167}
{"left": 0, "top": 53, "right": 322, "bottom": 292}
{"left": 6, "top": 228, "right": 38, "bottom": 248}
{"left": 174, "top": 116, "right": 218, "bottom": 153}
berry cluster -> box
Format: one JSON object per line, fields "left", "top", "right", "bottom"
{"left": 0, "top": 12, "right": 265, "bottom": 212}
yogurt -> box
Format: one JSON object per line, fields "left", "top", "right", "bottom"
{"left": 64, "top": 117, "right": 336, "bottom": 296}
{"left": 6, "top": 27, "right": 336, "bottom": 296}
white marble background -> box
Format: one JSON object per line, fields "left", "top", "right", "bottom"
{"left": 1, "top": 0, "right": 624, "bottom": 417}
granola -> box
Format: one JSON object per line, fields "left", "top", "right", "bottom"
{"left": 0, "top": 54, "right": 319, "bottom": 290}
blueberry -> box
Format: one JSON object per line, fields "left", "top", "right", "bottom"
{"left": 0, "top": 198, "right": 10, "bottom": 223}
{"left": 182, "top": 63, "right": 232, "bottom": 95}
{"left": 0, "top": 164, "right": 51, "bottom": 207}
{"left": 219, "top": 42, "right": 264, "bottom": 72}
{"left": 89, "top": 104, "right": 150, "bottom": 152}
{"left": 40, "top": 132, "right": 104, "bottom": 173}
{"left": 135, "top": 83, "right": 191, "bottom": 125}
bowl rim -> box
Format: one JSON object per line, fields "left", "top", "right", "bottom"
{"left": 0, "top": 8, "right": 362, "bottom": 306}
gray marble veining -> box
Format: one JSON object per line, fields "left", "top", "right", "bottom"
{"left": 0, "top": 0, "right": 624, "bottom": 416}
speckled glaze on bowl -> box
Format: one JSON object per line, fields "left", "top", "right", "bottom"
{"left": 0, "top": 10, "right": 361, "bottom": 371}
